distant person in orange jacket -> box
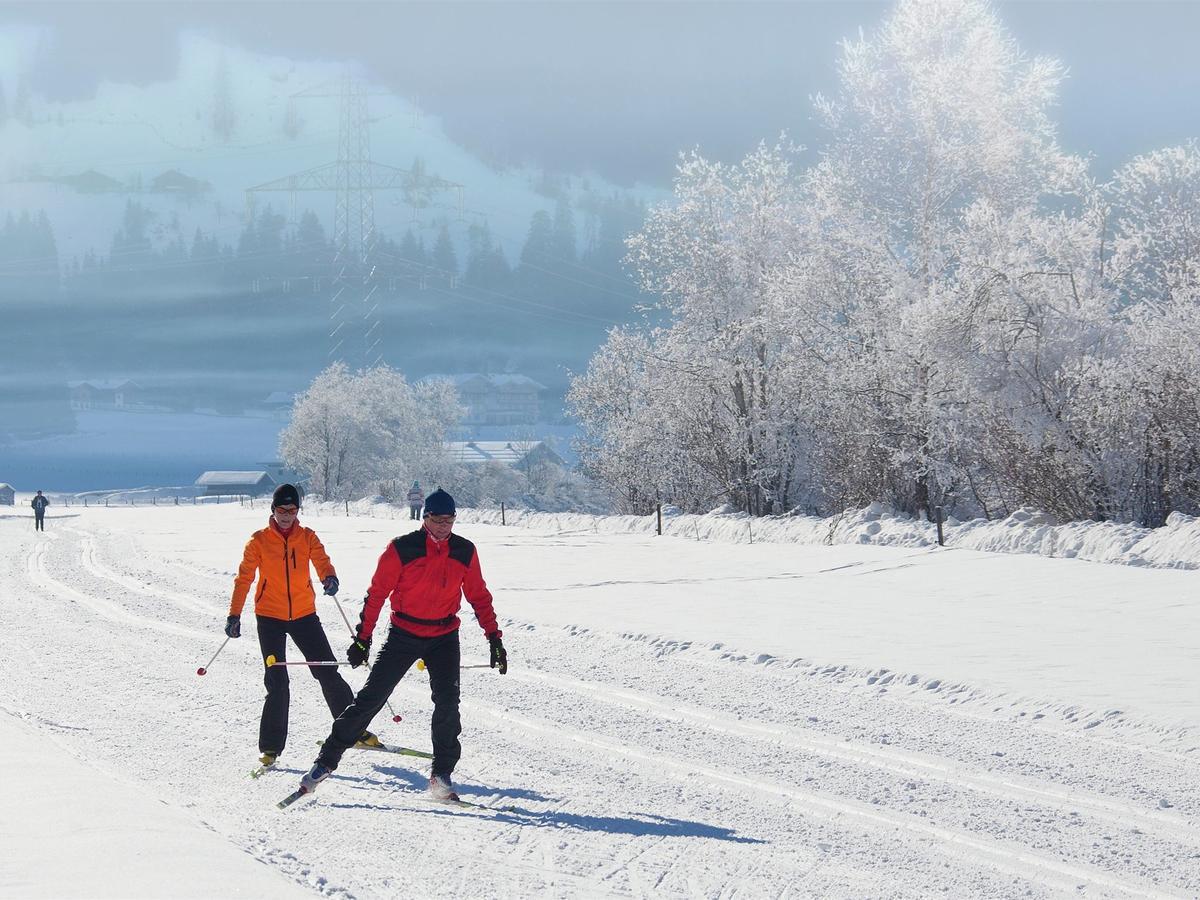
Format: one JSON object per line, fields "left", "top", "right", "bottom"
{"left": 31, "top": 490, "right": 49, "bottom": 531}
{"left": 298, "top": 488, "right": 507, "bottom": 802}
{"left": 225, "top": 483, "right": 378, "bottom": 769}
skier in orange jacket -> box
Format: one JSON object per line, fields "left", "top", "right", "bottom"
{"left": 225, "top": 483, "right": 377, "bottom": 768}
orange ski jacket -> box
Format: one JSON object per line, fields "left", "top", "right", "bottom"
{"left": 228, "top": 518, "right": 336, "bottom": 621}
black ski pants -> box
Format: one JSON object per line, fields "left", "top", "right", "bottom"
{"left": 319, "top": 626, "right": 461, "bottom": 777}
{"left": 257, "top": 613, "right": 355, "bottom": 755}
{"left": 34, "top": 513, "right": 44, "bottom": 531}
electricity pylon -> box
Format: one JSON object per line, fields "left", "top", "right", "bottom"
{"left": 246, "top": 76, "right": 464, "bottom": 368}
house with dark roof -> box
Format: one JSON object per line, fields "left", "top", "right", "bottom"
{"left": 0, "top": 483, "right": 14, "bottom": 505}
{"left": 195, "top": 471, "right": 276, "bottom": 497}
{"left": 68, "top": 379, "right": 144, "bottom": 410}
{"left": 51, "top": 169, "right": 125, "bottom": 193}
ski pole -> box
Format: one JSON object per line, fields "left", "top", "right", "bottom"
{"left": 416, "top": 659, "right": 492, "bottom": 671}
{"left": 196, "top": 637, "right": 230, "bottom": 676}
{"left": 330, "top": 593, "right": 402, "bottom": 723}
{"left": 264, "top": 655, "right": 351, "bottom": 667}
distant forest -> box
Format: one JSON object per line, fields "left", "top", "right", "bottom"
{"left": 1, "top": 188, "right": 648, "bottom": 435}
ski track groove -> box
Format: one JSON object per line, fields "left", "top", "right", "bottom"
{"left": 508, "top": 665, "right": 1200, "bottom": 847}
{"left": 624, "top": 632, "right": 1198, "bottom": 766}
{"left": 456, "top": 696, "right": 1189, "bottom": 899}
{"left": 60, "top": 524, "right": 221, "bottom": 617}
{"left": 538, "top": 623, "right": 1200, "bottom": 820}
{"left": 5, "top": 514, "right": 1199, "bottom": 898}
{"left": 25, "top": 536, "right": 211, "bottom": 641}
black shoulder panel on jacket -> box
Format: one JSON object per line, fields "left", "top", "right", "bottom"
{"left": 447, "top": 533, "right": 476, "bottom": 567}
{"left": 391, "top": 530, "right": 428, "bottom": 565}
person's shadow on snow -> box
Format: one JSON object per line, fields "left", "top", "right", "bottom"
{"left": 326, "top": 764, "right": 765, "bottom": 843}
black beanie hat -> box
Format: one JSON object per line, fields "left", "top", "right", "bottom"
{"left": 423, "top": 488, "right": 456, "bottom": 516}
{"left": 272, "top": 483, "right": 301, "bottom": 509}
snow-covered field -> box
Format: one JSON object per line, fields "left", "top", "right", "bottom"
{"left": 1, "top": 504, "right": 1198, "bottom": 898}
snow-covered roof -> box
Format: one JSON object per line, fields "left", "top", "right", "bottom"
{"left": 423, "top": 373, "right": 547, "bottom": 391}
{"left": 446, "top": 440, "right": 546, "bottom": 465}
{"left": 195, "top": 470, "right": 274, "bottom": 486}
{"left": 67, "top": 379, "right": 140, "bottom": 391}
{"left": 0, "top": 483, "right": 13, "bottom": 491}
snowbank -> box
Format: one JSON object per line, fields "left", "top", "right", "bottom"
{"left": 302, "top": 498, "right": 1200, "bottom": 570}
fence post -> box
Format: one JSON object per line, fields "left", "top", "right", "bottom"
{"left": 174, "top": 496, "right": 178, "bottom": 506}
{"left": 345, "top": 499, "right": 349, "bottom": 516}
{"left": 501, "top": 502, "right": 506, "bottom": 525}
{"left": 935, "top": 505, "right": 945, "bottom": 546}
{"left": 748, "top": 519, "right": 753, "bottom": 544}
{"left": 656, "top": 503, "right": 662, "bottom": 536}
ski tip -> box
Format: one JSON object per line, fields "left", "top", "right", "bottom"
{"left": 277, "top": 787, "right": 309, "bottom": 809}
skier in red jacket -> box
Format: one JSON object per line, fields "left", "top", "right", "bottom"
{"left": 299, "top": 488, "right": 507, "bottom": 801}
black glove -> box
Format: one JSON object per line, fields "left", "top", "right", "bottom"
{"left": 225, "top": 615, "right": 241, "bottom": 639}
{"left": 487, "top": 632, "right": 507, "bottom": 675}
{"left": 322, "top": 575, "right": 339, "bottom": 596}
{"left": 347, "top": 636, "right": 371, "bottom": 668}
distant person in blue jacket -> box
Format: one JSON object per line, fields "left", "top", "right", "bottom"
{"left": 31, "top": 490, "right": 49, "bottom": 531}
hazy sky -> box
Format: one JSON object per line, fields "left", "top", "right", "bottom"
{"left": 6, "top": 1, "right": 1200, "bottom": 186}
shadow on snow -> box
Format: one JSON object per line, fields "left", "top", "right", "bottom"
{"left": 326, "top": 764, "right": 765, "bottom": 843}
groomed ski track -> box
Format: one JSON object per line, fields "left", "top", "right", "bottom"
{"left": 1, "top": 506, "right": 1197, "bottom": 898}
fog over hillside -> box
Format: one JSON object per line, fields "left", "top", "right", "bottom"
{"left": 0, "top": 30, "right": 653, "bottom": 457}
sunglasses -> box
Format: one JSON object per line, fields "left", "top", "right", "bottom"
{"left": 274, "top": 505, "right": 299, "bottom": 514}
{"left": 425, "top": 515, "right": 456, "bottom": 525}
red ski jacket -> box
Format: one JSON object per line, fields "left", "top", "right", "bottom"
{"left": 356, "top": 527, "right": 500, "bottom": 641}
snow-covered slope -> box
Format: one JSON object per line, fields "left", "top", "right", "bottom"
{"left": 1, "top": 504, "right": 1196, "bottom": 898}
{"left": 0, "top": 709, "right": 312, "bottom": 899}
{"left": 0, "top": 31, "right": 644, "bottom": 263}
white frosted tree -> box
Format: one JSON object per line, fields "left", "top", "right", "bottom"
{"left": 622, "top": 140, "right": 808, "bottom": 514}
{"left": 568, "top": 327, "right": 680, "bottom": 513}
{"left": 1108, "top": 141, "right": 1200, "bottom": 303}
{"left": 280, "top": 364, "right": 464, "bottom": 500}
{"left": 798, "top": 0, "right": 1090, "bottom": 516}
{"left": 569, "top": 0, "right": 1200, "bottom": 525}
